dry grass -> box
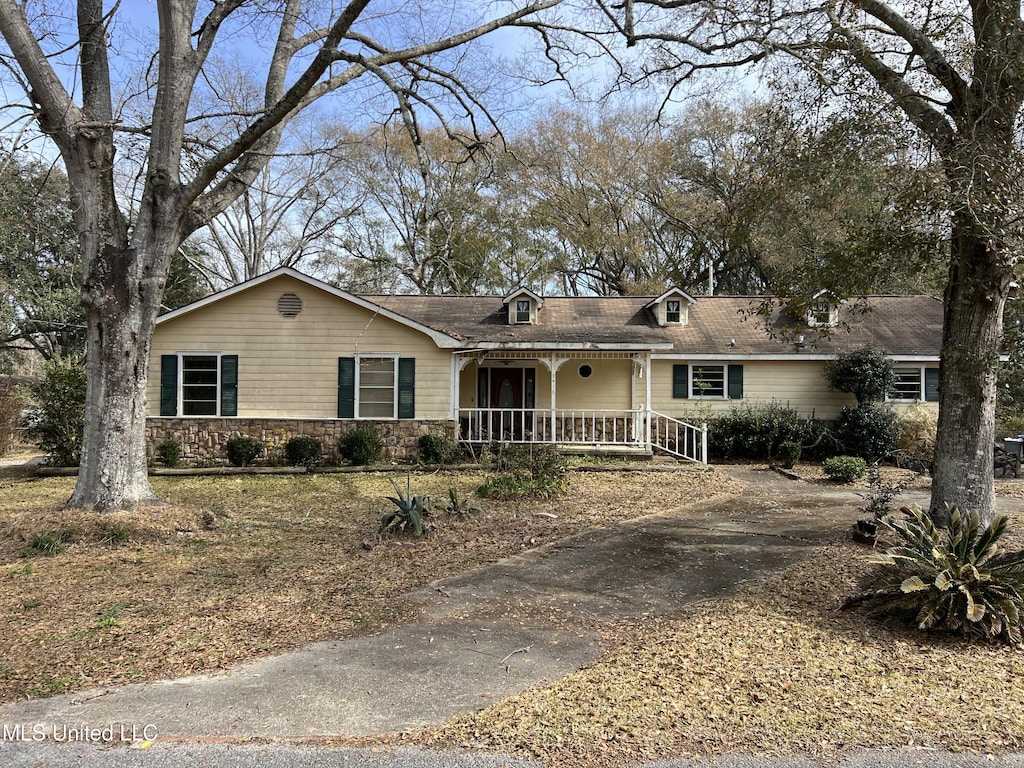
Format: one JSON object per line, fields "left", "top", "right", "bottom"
{"left": 0, "top": 463, "right": 739, "bottom": 703}
{"left": 431, "top": 533, "right": 1024, "bottom": 767}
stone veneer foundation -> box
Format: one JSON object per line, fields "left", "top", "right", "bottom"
{"left": 147, "top": 418, "right": 454, "bottom": 465}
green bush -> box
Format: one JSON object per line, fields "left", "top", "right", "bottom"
{"left": 24, "top": 358, "right": 86, "bottom": 466}
{"left": 478, "top": 443, "right": 568, "bottom": 499}
{"left": 708, "top": 402, "right": 831, "bottom": 461}
{"left": 833, "top": 403, "right": 897, "bottom": 462}
{"left": 285, "top": 435, "right": 322, "bottom": 468}
{"left": 157, "top": 439, "right": 182, "bottom": 468}
{"left": 823, "top": 455, "right": 868, "bottom": 482}
{"left": 845, "top": 506, "right": 1024, "bottom": 644}
{"left": 778, "top": 440, "right": 802, "bottom": 469}
{"left": 418, "top": 432, "right": 462, "bottom": 464}
{"left": 338, "top": 426, "right": 382, "bottom": 466}
{"left": 856, "top": 464, "right": 917, "bottom": 520}
{"left": 225, "top": 436, "right": 263, "bottom": 467}
{"left": 824, "top": 346, "right": 896, "bottom": 404}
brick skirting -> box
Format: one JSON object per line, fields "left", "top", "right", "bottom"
{"left": 147, "top": 418, "right": 454, "bottom": 465}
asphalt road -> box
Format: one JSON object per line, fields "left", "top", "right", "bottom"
{"left": 4, "top": 741, "right": 1024, "bottom": 768}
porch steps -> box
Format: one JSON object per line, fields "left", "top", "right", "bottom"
{"left": 556, "top": 444, "right": 653, "bottom": 458}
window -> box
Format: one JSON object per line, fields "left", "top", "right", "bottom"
{"left": 692, "top": 365, "right": 726, "bottom": 398}
{"left": 160, "top": 353, "right": 238, "bottom": 417}
{"left": 672, "top": 363, "right": 743, "bottom": 399}
{"left": 807, "top": 298, "right": 837, "bottom": 327}
{"left": 338, "top": 356, "right": 415, "bottom": 419}
{"left": 358, "top": 356, "right": 396, "bottom": 418}
{"left": 890, "top": 367, "right": 940, "bottom": 402}
{"left": 665, "top": 299, "right": 681, "bottom": 324}
{"left": 892, "top": 368, "right": 923, "bottom": 400}
{"left": 182, "top": 355, "right": 219, "bottom": 415}
{"left": 516, "top": 299, "right": 531, "bottom": 323}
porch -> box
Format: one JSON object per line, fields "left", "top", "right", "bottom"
{"left": 453, "top": 349, "right": 706, "bottom": 462}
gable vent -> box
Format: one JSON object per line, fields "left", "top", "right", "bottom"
{"left": 277, "top": 293, "right": 302, "bottom": 318}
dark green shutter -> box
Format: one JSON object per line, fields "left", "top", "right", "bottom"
{"left": 924, "top": 367, "right": 940, "bottom": 402}
{"left": 338, "top": 357, "right": 355, "bottom": 418}
{"left": 220, "top": 355, "right": 238, "bottom": 416}
{"left": 672, "top": 364, "right": 689, "bottom": 399}
{"left": 398, "top": 358, "right": 415, "bottom": 419}
{"left": 727, "top": 365, "right": 744, "bottom": 399}
{"left": 160, "top": 355, "right": 178, "bottom": 416}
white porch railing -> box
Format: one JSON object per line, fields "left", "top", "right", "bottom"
{"left": 456, "top": 407, "right": 708, "bottom": 463}
{"left": 649, "top": 411, "right": 707, "bottom": 463}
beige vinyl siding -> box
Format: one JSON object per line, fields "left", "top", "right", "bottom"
{"left": 553, "top": 359, "right": 632, "bottom": 410}
{"left": 457, "top": 359, "right": 633, "bottom": 411}
{"left": 149, "top": 275, "right": 452, "bottom": 419}
{"left": 648, "top": 359, "right": 938, "bottom": 421}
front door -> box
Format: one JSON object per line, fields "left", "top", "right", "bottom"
{"left": 478, "top": 367, "right": 535, "bottom": 440}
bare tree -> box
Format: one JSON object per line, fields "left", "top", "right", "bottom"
{"left": 570, "top": 0, "right": 1024, "bottom": 524}
{"left": 332, "top": 124, "right": 549, "bottom": 294}
{"left": 0, "top": 0, "right": 561, "bottom": 510}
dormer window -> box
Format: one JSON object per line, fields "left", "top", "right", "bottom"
{"left": 645, "top": 287, "right": 695, "bottom": 327}
{"left": 806, "top": 291, "right": 839, "bottom": 327}
{"left": 516, "top": 299, "right": 531, "bottom": 323}
{"left": 665, "top": 299, "right": 681, "bottom": 324}
{"left": 503, "top": 287, "right": 543, "bottom": 325}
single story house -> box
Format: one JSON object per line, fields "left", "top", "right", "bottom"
{"left": 147, "top": 267, "right": 942, "bottom": 463}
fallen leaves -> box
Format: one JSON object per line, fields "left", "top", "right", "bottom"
{"left": 0, "top": 465, "right": 739, "bottom": 705}
{"left": 430, "top": 540, "right": 1024, "bottom": 767}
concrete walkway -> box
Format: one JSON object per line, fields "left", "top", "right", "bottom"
{"left": 2, "top": 464, "right": 1023, "bottom": 766}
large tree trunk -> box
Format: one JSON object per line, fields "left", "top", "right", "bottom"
{"left": 68, "top": 270, "right": 163, "bottom": 509}
{"left": 62, "top": 132, "right": 174, "bottom": 510}
{"left": 929, "top": 133, "right": 1019, "bottom": 527}
{"left": 930, "top": 221, "right": 1010, "bottom": 527}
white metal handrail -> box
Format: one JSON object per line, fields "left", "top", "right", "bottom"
{"left": 648, "top": 412, "right": 707, "bottom": 463}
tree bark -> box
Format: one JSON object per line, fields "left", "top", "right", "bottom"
{"left": 930, "top": 219, "right": 1011, "bottom": 526}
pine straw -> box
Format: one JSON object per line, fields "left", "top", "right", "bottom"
{"left": 427, "top": 532, "right": 1024, "bottom": 767}
{"left": 0, "top": 465, "right": 739, "bottom": 703}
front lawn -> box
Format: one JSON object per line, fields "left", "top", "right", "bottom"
{"left": 0, "top": 465, "right": 738, "bottom": 703}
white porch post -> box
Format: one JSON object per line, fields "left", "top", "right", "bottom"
{"left": 645, "top": 352, "right": 652, "bottom": 451}
{"left": 450, "top": 353, "right": 459, "bottom": 428}
{"left": 549, "top": 354, "right": 558, "bottom": 443}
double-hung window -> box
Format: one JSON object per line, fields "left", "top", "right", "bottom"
{"left": 665, "top": 299, "right": 681, "bottom": 324}
{"left": 672, "top": 363, "right": 743, "bottom": 400}
{"left": 160, "top": 353, "right": 238, "bottom": 417}
{"left": 358, "top": 356, "right": 397, "bottom": 418}
{"left": 515, "top": 299, "right": 531, "bottom": 323}
{"left": 888, "top": 366, "right": 940, "bottom": 402}
{"left": 691, "top": 364, "right": 726, "bottom": 398}
{"left": 181, "top": 354, "right": 219, "bottom": 415}
{"left": 892, "top": 367, "right": 923, "bottom": 401}
{"left": 890, "top": 366, "right": 942, "bottom": 402}
{"left": 338, "top": 355, "right": 415, "bottom": 419}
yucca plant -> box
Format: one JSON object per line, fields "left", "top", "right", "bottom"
{"left": 379, "top": 474, "right": 429, "bottom": 536}
{"left": 844, "top": 505, "right": 1024, "bottom": 644}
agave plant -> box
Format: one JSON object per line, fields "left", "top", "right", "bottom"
{"left": 440, "top": 487, "right": 482, "bottom": 516}
{"left": 379, "top": 474, "right": 429, "bottom": 536}
{"left": 845, "top": 504, "right": 1024, "bottom": 644}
